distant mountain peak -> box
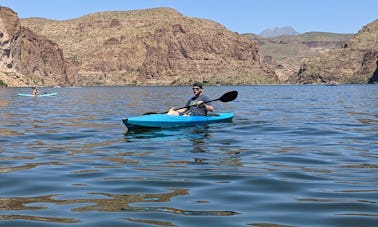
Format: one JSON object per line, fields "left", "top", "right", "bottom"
{"left": 259, "top": 26, "right": 300, "bottom": 38}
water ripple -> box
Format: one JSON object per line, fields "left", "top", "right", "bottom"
{"left": 0, "top": 85, "right": 377, "bottom": 226}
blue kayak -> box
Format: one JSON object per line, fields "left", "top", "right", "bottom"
{"left": 123, "top": 113, "right": 233, "bottom": 130}
{"left": 18, "top": 92, "right": 58, "bottom": 97}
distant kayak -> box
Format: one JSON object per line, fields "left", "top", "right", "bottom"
{"left": 122, "top": 113, "right": 233, "bottom": 130}
{"left": 18, "top": 92, "right": 58, "bottom": 97}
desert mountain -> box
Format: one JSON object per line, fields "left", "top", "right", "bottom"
{"left": 297, "top": 19, "right": 378, "bottom": 84}
{"left": 244, "top": 32, "right": 353, "bottom": 82}
{"left": 1, "top": 6, "right": 377, "bottom": 87}
{"left": 16, "top": 7, "right": 277, "bottom": 87}
{"left": 259, "top": 26, "right": 299, "bottom": 38}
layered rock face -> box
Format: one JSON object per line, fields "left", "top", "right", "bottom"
{"left": 297, "top": 20, "right": 378, "bottom": 84}
{"left": 245, "top": 32, "right": 352, "bottom": 83}
{"left": 0, "top": 7, "right": 69, "bottom": 87}
{"left": 21, "top": 8, "right": 277, "bottom": 86}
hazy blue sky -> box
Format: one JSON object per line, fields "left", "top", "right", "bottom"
{"left": 1, "top": 0, "right": 377, "bottom": 34}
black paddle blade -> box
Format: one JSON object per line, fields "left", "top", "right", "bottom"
{"left": 218, "top": 91, "right": 238, "bottom": 102}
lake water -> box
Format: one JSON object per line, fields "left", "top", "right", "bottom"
{"left": 0, "top": 85, "right": 377, "bottom": 227}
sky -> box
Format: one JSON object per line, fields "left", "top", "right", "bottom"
{"left": 1, "top": 0, "right": 377, "bottom": 35}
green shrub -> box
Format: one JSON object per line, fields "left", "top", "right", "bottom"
{"left": 0, "top": 80, "right": 7, "bottom": 87}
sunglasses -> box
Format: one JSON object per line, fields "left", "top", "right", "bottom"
{"left": 192, "top": 87, "right": 201, "bottom": 91}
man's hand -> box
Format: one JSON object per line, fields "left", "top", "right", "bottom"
{"left": 196, "top": 101, "right": 205, "bottom": 107}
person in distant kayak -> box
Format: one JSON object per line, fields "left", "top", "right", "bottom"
{"left": 32, "top": 87, "right": 40, "bottom": 96}
{"left": 168, "top": 82, "right": 214, "bottom": 116}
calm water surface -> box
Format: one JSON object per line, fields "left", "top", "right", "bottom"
{"left": 0, "top": 85, "right": 377, "bottom": 227}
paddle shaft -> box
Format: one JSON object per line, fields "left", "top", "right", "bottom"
{"left": 145, "top": 100, "right": 214, "bottom": 115}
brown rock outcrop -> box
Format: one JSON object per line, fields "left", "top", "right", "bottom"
{"left": 297, "top": 20, "right": 378, "bottom": 84}
{"left": 0, "top": 7, "right": 69, "bottom": 87}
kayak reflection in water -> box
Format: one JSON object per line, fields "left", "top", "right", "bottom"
{"left": 167, "top": 82, "right": 214, "bottom": 116}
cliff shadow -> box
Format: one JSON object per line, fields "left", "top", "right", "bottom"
{"left": 368, "top": 60, "right": 378, "bottom": 84}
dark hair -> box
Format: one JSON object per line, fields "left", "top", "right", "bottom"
{"left": 192, "top": 82, "right": 203, "bottom": 88}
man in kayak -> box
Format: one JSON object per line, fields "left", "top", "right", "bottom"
{"left": 168, "top": 82, "right": 214, "bottom": 116}
{"left": 32, "top": 87, "right": 40, "bottom": 96}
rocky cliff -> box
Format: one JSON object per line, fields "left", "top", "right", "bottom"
{"left": 244, "top": 32, "right": 352, "bottom": 83}
{"left": 297, "top": 20, "right": 378, "bottom": 84}
{"left": 20, "top": 8, "right": 277, "bottom": 86}
{"left": 0, "top": 7, "right": 69, "bottom": 87}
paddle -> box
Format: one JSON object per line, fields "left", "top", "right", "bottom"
{"left": 143, "top": 90, "right": 238, "bottom": 115}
